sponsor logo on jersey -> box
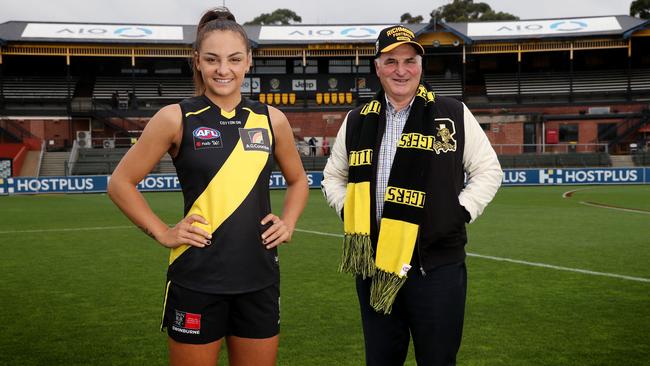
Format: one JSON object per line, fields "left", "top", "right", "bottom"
{"left": 172, "top": 310, "right": 201, "bottom": 335}
{"left": 193, "top": 127, "right": 223, "bottom": 149}
{"left": 249, "top": 131, "right": 264, "bottom": 144}
{"left": 239, "top": 128, "right": 271, "bottom": 152}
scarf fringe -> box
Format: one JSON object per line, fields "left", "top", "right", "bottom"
{"left": 370, "top": 269, "right": 408, "bottom": 314}
{"left": 339, "top": 233, "right": 376, "bottom": 278}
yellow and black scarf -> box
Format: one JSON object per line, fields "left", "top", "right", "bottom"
{"left": 341, "top": 83, "right": 436, "bottom": 314}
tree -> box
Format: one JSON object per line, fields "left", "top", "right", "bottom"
{"left": 244, "top": 9, "right": 302, "bottom": 25}
{"left": 430, "top": 0, "right": 519, "bottom": 22}
{"left": 400, "top": 12, "right": 424, "bottom": 24}
{"left": 630, "top": 0, "right": 650, "bottom": 19}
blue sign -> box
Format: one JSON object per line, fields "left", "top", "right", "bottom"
{"left": 501, "top": 168, "right": 648, "bottom": 186}
{"left": 0, "top": 176, "right": 107, "bottom": 194}
{"left": 136, "top": 175, "right": 181, "bottom": 191}
{"left": 270, "top": 172, "right": 323, "bottom": 189}
{"left": 1, "top": 169, "right": 649, "bottom": 195}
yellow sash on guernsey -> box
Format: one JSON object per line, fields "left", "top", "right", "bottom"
{"left": 169, "top": 107, "right": 271, "bottom": 265}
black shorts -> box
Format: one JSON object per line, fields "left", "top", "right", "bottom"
{"left": 161, "top": 281, "right": 280, "bottom": 344}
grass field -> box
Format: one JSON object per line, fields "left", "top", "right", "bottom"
{"left": 0, "top": 185, "right": 649, "bottom": 365}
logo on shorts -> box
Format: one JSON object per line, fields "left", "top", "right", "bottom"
{"left": 239, "top": 128, "right": 271, "bottom": 152}
{"left": 193, "top": 127, "right": 223, "bottom": 150}
{"left": 172, "top": 310, "right": 201, "bottom": 335}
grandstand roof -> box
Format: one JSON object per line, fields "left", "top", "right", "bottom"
{"left": 0, "top": 17, "right": 646, "bottom": 58}
{"left": 0, "top": 21, "right": 195, "bottom": 45}
{"left": 423, "top": 15, "right": 649, "bottom": 44}
{"left": 0, "top": 21, "right": 429, "bottom": 46}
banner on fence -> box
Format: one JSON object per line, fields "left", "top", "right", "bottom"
{"left": 1, "top": 168, "right": 648, "bottom": 195}
{"left": 501, "top": 168, "right": 647, "bottom": 185}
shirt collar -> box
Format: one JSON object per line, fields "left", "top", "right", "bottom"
{"left": 384, "top": 94, "right": 415, "bottom": 115}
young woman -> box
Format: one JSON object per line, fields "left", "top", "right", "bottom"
{"left": 108, "top": 8, "right": 308, "bottom": 366}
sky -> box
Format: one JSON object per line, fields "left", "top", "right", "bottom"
{"left": 0, "top": 0, "right": 635, "bottom": 25}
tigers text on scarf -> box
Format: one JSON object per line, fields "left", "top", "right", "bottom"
{"left": 341, "top": 83, "right": 439, "bottom": 314}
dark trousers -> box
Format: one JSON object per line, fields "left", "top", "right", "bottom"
{"left": 356, "top": 261, "right": 467, "bottom": 366}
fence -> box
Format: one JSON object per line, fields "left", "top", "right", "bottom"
{"left": 492, "top": 143, "right": 609, "bottom": 155}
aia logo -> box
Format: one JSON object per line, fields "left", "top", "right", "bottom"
{"left": 193, "top": 127, "right": 220, "bottom": 140}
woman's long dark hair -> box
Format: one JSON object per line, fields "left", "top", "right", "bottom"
{"left": 192, "top": 7, "right": 251, "bottom": 95}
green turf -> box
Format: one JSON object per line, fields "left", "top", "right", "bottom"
{"left": 0, "top": 186, "right": 648, "bottom": 365}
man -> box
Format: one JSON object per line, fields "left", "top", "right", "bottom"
{"left": 321, "top": 25, "right": 502, "bottom": 365}
{"left": 308, "top": 136, "right": 317, "bottom": 156}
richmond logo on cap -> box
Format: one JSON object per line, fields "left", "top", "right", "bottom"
{"left": 376, "top": 25, "right": 424, "bottom": 56}
{"left": 386, "top": 26, "right": 415, "bottom": 40}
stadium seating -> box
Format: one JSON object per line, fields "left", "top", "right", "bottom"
{"left": 572, "top": 70, "right": 629, "bottom": 93}
{"left": 485, "top": 69, "right": 650, "bottom": 98}
{"left": 71, "top": 147, "right": 164, "bottom": 175}
{"left": 630, "top": 69, "right": 650, "bottom": 92}
{"left": 632, "top": 152, "right": 650, "bottom": 166}
{"left": 1, "top": 76, "right": 77, "bottom": 100}
{"left": 422, "top": 74, "right": 462, "bottom": 97}
{"left": 71, "top": 147, "right": 127, "bottom": 175}
{"left": 277, "top": 156, "right": 328, "bottom": 171}
{"left": 93, "top": 76, "right": 194, "bottom": 101}
{"left": 485, "top": 73, "right": 569, "bottom": 96}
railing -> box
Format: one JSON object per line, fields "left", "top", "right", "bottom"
{"left": 492, "top": 143, "right": 609, "bottom": 155}
{"left": 91, "top": 103, "right": 144, "bottom": 137}
{"left": 0, "top": 119, "right": 37, "bottom": 140}
{"left": 608, "top": 110, "right": 650, "bottom": 150}
{"left": 66, "top": 140, "right": 80, "bottom": 176}
{"left": 35, "top": 140, "right": 46, "bottom": 178}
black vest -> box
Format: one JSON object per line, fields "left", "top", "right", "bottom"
{"left": 169, "top": 95, "right": 279, "bottom": 293}
{"left": 346, "top": 96, "right": 467, "bottom": 270}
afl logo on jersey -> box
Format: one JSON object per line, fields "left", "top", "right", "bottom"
{"left": 193, "top": 127, "right": 223, "bottom": 149}
{"left": 193, "top": 127, "right": 220, "bottom": 140}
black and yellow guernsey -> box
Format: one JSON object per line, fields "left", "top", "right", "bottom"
{"left": 168, "top": 95, "right": 277, "bottom": 294}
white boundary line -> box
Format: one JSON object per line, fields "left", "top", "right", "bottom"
{"left": 578, "top": 201, "right": 650, "bottom": 215}
{"left": 466, "top": 253, "right": 650, "bottom": 283}
{"left": 563, "top": 187, "right": 650, "bottom": 214}
{"left": 0, "top": 225, "right": 134, "bottom": 234}
{"left": 294, "top": 228, "right": 343, "bottom": 238}
{"left": 294, "top": 229, "right": 650, "bottom": 283}
{"left": 1, "top": 226, "right": 648, "bottom": 283}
